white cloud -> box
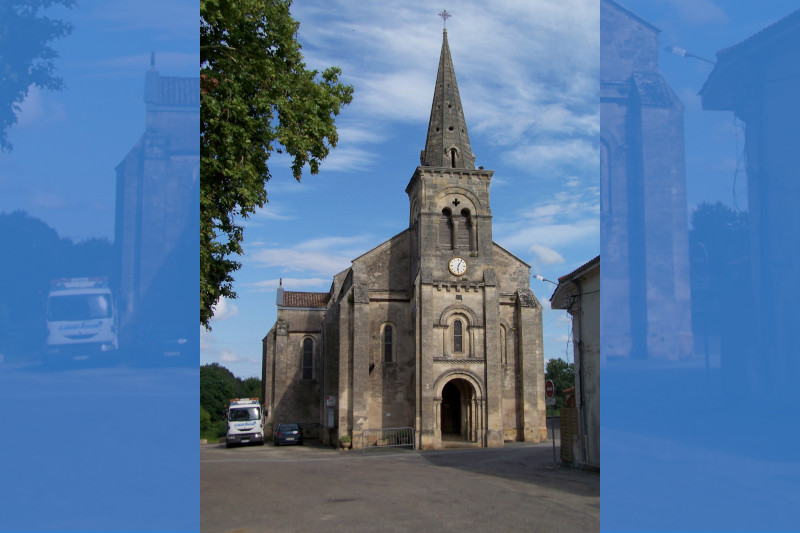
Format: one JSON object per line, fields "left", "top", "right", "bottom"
{"left": 211, "top": 297, "right": 239, "bottom": 321}
{"left": 291, "top": 0, "right": 598, "bottom": 176}
{"left": 243, "top": 277, "right": 331, "bottom": 292}
{"left": 219, "top": 350, "right": 244, "bottom": 363}
{"left": 529, "top": 244, "right": 566, "bottom": 265}
{"left": 666, "top": 0, "right": 729, "bottom": 26}
{"left": 247, "top": 235, "right": 373, "bottom": 275}
{"left": 13, "top": 87, "right": 66, "bottom": 129}
{"left": 507, "top": 139, "right": 599, "bottom": 173}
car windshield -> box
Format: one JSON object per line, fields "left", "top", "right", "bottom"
{"left": 47, "top": 294, "right": 112, "bottom": 321}
{"left": 279, "top": 424, "right": 299, "bottom": 431}
{"left": 229, "top": 407, "right": 260, "bottom": 421}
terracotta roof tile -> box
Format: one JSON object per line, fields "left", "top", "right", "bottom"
{"left": 157, "top": 76, "right": 199, "bottom": 106}
{"left": 282, "top": 291, "right": 329, "bottom": 308}
{"left": 558, "top": 255, "right": 600, "bottom": 283}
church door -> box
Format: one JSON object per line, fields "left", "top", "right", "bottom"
{"left": 441, "top": 381, "right": 461, "bottom": 435}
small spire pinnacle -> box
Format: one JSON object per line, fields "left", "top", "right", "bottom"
{"left": 438, "top": 9, "right": 451, "bottom": 29}
{"left": 421, "top": 26, "right": 475, "bottom": 170}
{"left": 279, "top": 278, "right": 283, "bottom": 288}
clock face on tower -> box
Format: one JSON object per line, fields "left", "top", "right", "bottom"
{"left": 448, "top": 257, "right": 468, "bottom": 276}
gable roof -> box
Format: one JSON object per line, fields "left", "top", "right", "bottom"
{"left": 157, "top": 76, "right": 200, "bottom": 106}
{"left": 558, "top": 255, "right": 601, "bottom": 283}
{"left": 281, "top": 291, "right": 330, "bottom": 308}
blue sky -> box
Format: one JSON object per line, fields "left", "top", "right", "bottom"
{"left": 0, "top": 0, "right": 197, "bottom": 241}
{"left": 620, "top": 0, "right": 800, "bottom": 212}
{"left": 201, "top": 0, "right": 601, "bottom": 378}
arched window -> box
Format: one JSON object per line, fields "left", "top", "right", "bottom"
{"left": 453, "top": 319, "right": 463, "bottom": 353}
{"left": 439, "top": 208, "right": 454, "bottom": 249}
{"left": 457, "top": 208, "right": 472, "bottom": 250}
{"left": 302, "top": 338, "right": 313, "bottom": 380}
{"left": 450, "top": 148, "right": 457, "bottom": 168}
{"left": 383, "top": 325, "right": 393, "bottom": 363}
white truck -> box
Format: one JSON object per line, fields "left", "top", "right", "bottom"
{"left": 45, "top": 277, "right": 118, "bottom": 360}
{"left": 226, "top": 398, "right": 265, "bottom": 447}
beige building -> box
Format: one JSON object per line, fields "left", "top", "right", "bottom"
{"left": 551, "top": 256, "right": 599, "bottom": 469}
{"left": 262, "top": 30, "right": 547, "bottom": 450}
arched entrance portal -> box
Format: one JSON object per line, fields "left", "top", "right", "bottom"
{"left": 440, "top": 378, "right": 476, "bottom": 441}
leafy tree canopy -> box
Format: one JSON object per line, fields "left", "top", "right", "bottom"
{"left": 689, "top": 201, "right": 749, "bottom": 271}
{"left": 0, "top": 210, "right": 113, "bottom": 354}
{"left": 545, "top": 357, "right": 575, "bottom": 409}
{"left": 200, "top": 363, "right": 262, "bottom": 422}
{"left": 200, "top": 0, "right": 353, "bottom": 328}
{"left": 0, "top": 0, "right": 76, "bottom": 152}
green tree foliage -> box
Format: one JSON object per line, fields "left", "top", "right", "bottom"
{"left": 0, "top": 0, "right": 75, "bottom": 152}
{"left": 0, "top": 211, "right": 113, "bottom": 355}
{"left": 240, "top": 376, "right": 262, "bottom": 399}
{"left": 200, "top": 0, "right": 353, "bottom": 328}
{"left": 200, "top": 362, "right": 241, "bottom": 421}
{"left": 689, "top": 202, "right": 751, "bottom": 338}
{"left": 689, "top": 201, "right": 749, "bottom": 276}
{"left": 200, "top": 405, "right": 212, "bottom": 433}
{"left": 545, "top": 357, "right": 575, "bottom": 409}
{"left": 200, "top": 363, "right": 262, "bottom": 428}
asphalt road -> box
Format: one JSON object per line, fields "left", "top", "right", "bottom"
{"left": 201, "top": 439, "right": 598, "bottom": 533}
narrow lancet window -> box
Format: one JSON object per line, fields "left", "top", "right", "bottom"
{"left": 302, "top": 338, "right": 313, "bottom": 380}
{"left": 453, "top": 320, "right": 463, "bottom": 353}
{"left": 384, "top": 326, "right": 393, "bottom": 362}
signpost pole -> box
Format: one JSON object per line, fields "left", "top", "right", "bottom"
{"left": 545, "top": 379, "right": 556, "bottom": 465}
{"left": 551, "top": 404, "right": 556, "bottom": 464}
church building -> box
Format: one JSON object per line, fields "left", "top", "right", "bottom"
{"left": 262, "top": 29, "right": 547, "bottom": 450}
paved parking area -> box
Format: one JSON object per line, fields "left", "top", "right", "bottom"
{"left": 201, "top": 439, "right": 598, "bottom": 532}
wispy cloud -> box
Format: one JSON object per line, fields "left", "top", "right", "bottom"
{"left": 529, "top": 244, "right": 566, "bottom": 265}
{"left": 211, "top": 297, "right": 239, "bottom": 321}
{"left": 292, "top": 0, "right": 598, "bottom": 175}
{"left": 14, "top": 87, "right": 66, "bottom": 129}
{"left": 201, "top": 328, "right": 260, "bottom": 368}
{"left": 247, "top": 235, "right": 373, "bottom": 275}
{"left": 666, "top": 0, "right": 729, "bottom": 26}
{"left": 242, "top": 277, "right": 331, "bottom": 292}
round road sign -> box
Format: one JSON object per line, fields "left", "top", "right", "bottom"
{"left": 545, "top": 379, "right": 555, "bottom": 398}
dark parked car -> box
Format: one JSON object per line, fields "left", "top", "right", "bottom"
{"left": 274, "top": 423, "right": 303, "bottom": 446}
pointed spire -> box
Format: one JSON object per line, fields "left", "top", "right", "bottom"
{"left": 421, "top": 29, "right": 475, "bottom": 170}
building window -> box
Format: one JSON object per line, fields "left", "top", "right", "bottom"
{"left": 302, "top": 338, "right": 313, "bottom": 380}
{"left": 439, "top": 208, "right": 454, "bottom": 249}
{"left": 457, "top": 208, "right": 473, "bottom": 250}
{"left": 453, "top": 319, "right": 463, "bottom": 353}
{"left": 384, "top": 325, "right": 393, "bottom": 362}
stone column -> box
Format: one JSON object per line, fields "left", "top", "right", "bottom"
{"left": 517, "top": 288, "right": 546, "bottom": 442}
{"left": 351, "top": 281, "right": 371, "bottom": 449}
{"left": 262, "top": 329, "right": 275, "bottom": 437}
{"left": 274, "top": 320, "right": 289, "bottom": 425}
{"left": 418, "top": 283, "right": 438, "bottom": 450}
{"left": 337, "top": 292, "right": 353, "bottom": 444}
{"left": 482, "top": 269, "right": 504, "bottom": 447}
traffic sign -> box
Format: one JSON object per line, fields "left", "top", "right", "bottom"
{"left": 545, "top": 379, "right": 555, "bottom": 398}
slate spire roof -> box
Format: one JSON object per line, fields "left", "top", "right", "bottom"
{"left": 421, "top": 29, "right": 476, "bottom": 170}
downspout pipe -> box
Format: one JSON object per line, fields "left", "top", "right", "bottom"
{"left": 572, "top": 278, "right": 588, "bottom": 466}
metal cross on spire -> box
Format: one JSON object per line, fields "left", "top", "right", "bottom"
{"left": 438, "top": 9, "right": 451, "bottom": 29}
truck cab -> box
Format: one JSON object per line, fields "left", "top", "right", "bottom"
{"left": 45, "top": 277, "right": 118, "bottom": 361}
{"left": 226, "top": 398, "right": 265, "bottom": 447}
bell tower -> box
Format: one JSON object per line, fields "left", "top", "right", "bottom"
{"left": 406, "top": 28, "right": 495, "bottom": 283}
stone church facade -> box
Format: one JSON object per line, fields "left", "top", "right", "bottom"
{"left": 262, "top": 30, "right": 547, "bottom": 450}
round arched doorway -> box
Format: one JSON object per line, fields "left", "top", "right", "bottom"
{"left": 440, "top": 378, "right": 476, "bottom": 442}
